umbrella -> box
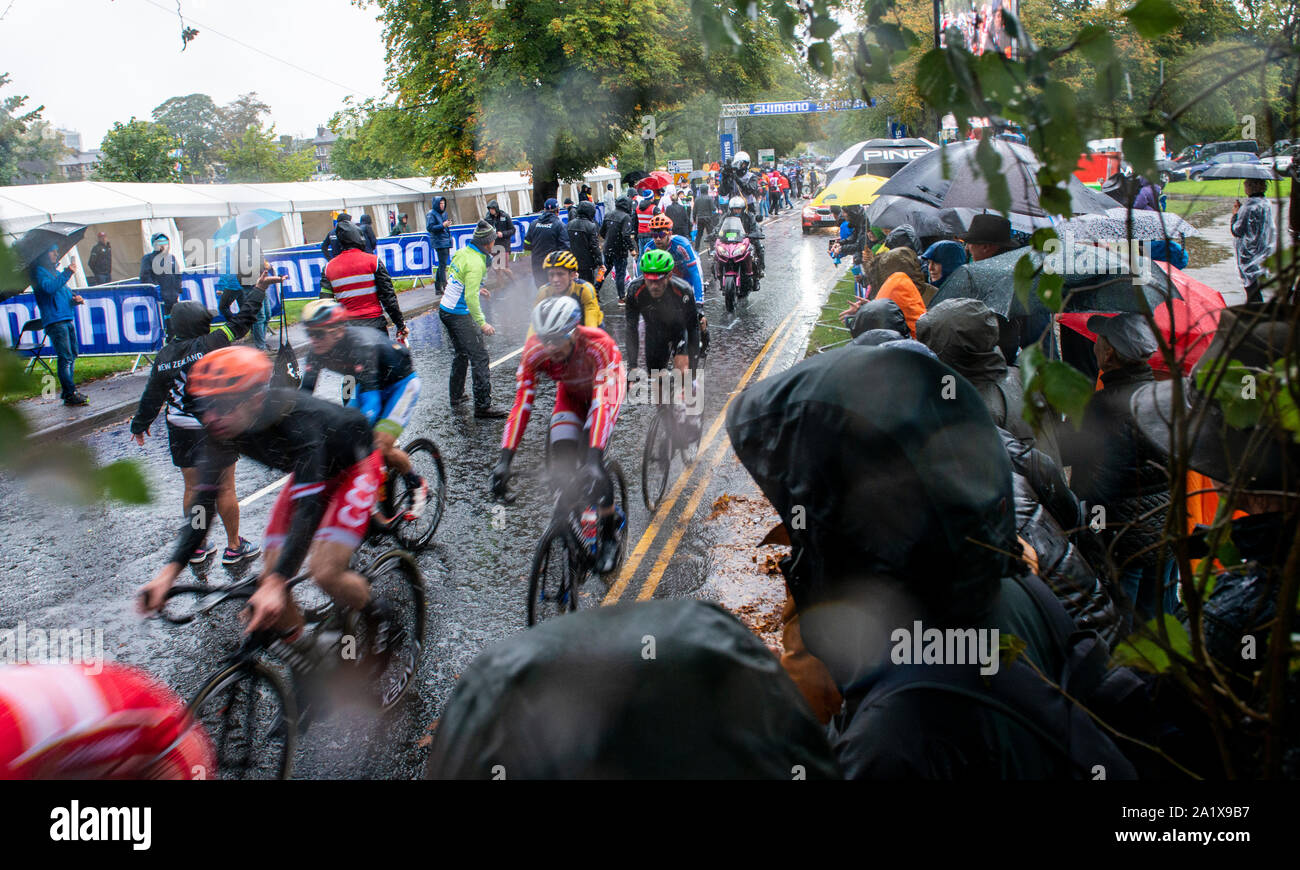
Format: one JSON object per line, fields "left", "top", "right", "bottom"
{"left": 621, "top": 170, "right": 649, "bottom": 188}
{"left": 13, "top": 221, "right": 87, "bottom": 270}
{"left": 1058, "top": 265, "right": 1224, "bottom": 375}
{"left": 932, "top": 246, "right": 1180, "bottom": 319}
{"left": 1198, "top": 163, "right": 1278, "bottom": 180}
{"left": 1059, "top": 207, "right": 1198, "bottom": 241}
{"left": 213, "top": 209, "right": 283, "bottom": 247}
{"left": 688, "top": 170, "right": 707, "bottom": 180}
{"left": 866, "top": 140, "right": 1114, "bottom": 232}
{"left": 638, "top": 170, "right": 673, "bottom": 191}
{"left": 811, "top": 173, "right": 889, "bottom": 208}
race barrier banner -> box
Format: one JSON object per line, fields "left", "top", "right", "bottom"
{"left": 6, "top": 206, "right": 606, "bottom": 356}
{"left": 1, "top": 283, "right": 164, "bottom": 358}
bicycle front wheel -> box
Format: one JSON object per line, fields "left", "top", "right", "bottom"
{"left": 527, "top": 526, "right": 582, "bottom": 627}
{"left": 641, "top": 410, "right": 672, "bottom": 513}
{"left": 187, "top": 658, "right": 296, "bottom": 780}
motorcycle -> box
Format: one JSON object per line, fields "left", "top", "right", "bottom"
{"left": 712, "top": 215, "right": 760, "bottom": 314}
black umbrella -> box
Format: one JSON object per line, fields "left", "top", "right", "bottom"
{"left": 932, "top": 247, "right": 1180, "bottom": 319}
{"left": 622, "top": 170, "right": 650, "bottom": 188}
{"left": 13, "top": 221, "right": 87, "bottom": 270}
{"left": 1199, "top": 162, "right": 1277, "bottom": 180}
{"left": 866, "top": 140, "right": 1113, "bottom": 232}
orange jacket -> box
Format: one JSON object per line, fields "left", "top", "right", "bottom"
{"left": 875, "top": 272, "right": 927, "bottom": 337}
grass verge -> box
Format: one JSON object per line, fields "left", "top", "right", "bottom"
{"left": 1165, "top": 178, "right": 1291, "bottom": 198}
{"left": 805, "top": 271, "right": 858, "bottom": 357}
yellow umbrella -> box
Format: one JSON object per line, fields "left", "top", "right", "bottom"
{"left": 811, "top": 173, "right": 888, "bottom": 208}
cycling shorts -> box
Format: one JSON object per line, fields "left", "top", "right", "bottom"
{"left": 264, "top": 450, "right": 383, "bottom": 553}
{"left": 548, "top": 382, "right": 612, "bottom": 446}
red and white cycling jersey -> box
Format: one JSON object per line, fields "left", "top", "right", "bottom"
{"left": 0, "top": 663, "right": 214, "bottom": 780}
{"left": 501, "top": 326, "right": 626, "bottom": 452}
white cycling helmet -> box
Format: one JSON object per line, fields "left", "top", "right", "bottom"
{"left": 732, "top": 150, "right": 750, "bottom": 169}
{"left": 729, "top": 196, "right": 746, "bottom": 209}
{"left": 530, "top": 295, "right": 582, "bottom": 344}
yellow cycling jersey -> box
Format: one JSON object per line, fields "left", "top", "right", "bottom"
{"left": 529, "top": 280, "right": 603, "bottom": 336}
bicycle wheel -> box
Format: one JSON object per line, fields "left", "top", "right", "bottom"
{"left": 355, "top": 549, "right": 426, "bottom": 711}
{"left": 641, "top": 410, "right": 672, "bottom": 513}
{"left": 187, "top": 658, "right": 296, "bottom": 780}
{"left": 387, "top": 438, "right": 447, "bottom": 551}
{"left": 605, "top": 458, "right": 630, "bottom": 573}
{"left": 527, "top": 525, "right": 581, "bottom": 626}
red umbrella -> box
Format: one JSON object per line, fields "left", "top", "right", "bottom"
{"left": 1057, "top": 263, "right": 1225, "bottom": 376}
{"left": 638, "top": 170, "right": 673, "bottom": 192}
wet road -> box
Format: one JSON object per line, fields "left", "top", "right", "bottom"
{"left": 0, "top": 206, "right": 842, "bottom": 778}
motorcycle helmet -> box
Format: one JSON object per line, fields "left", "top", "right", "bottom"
{"left": 728, "top": 196, "right": 746, "bottom": 210}
{"left": 733, "top": 151, "right": 751, "bottom": 173}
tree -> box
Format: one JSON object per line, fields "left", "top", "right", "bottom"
{"left": 369, "top": 0, "right": 780, "bottom": 208}
{"left": 152, "top": 93, "right": 224, "bottom": 182}
{"left": 0, "top": 73, "right": 46, "bottom": 184}
{"left": 95, "top": 118, "right": 184, "bottom": 183}
{"left": 219, "top": 92, "right": 271, "bottom": 147}
{"left": 327, "top": 102, "right": 426, "bottom": 179}
{"left": 219, "top": 124, "right": 315, "bottom": 183}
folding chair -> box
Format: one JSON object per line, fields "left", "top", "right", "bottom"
{"left": 13, "top": 318, "right": 56, "bottom": 378}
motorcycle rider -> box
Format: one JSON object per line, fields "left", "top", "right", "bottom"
{"left": 720, "top": 195, "right": 764, "bottom": 277}
{"left": 718, "top": 151, "right": 761, "bottom": 216}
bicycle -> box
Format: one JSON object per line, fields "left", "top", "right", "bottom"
{"left": 500, "top": 455, "right": 629, "bottom": 626}
{"left": 641, "top": 367, "right": 703, "bottom": 513}
{"left": 156, "top": 547, "right": 425, "bottom": 779}
{"left": 369, "top": 437, "right": 447, "bottom": 551}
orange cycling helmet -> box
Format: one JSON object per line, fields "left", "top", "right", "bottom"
{"left": 649, "top": 214, "right": 674, "bottom": 233}
{"left": 188, "top": 345, "right": 273, "bottom": 398}
{"left": 542, "top": 249, "right": 579, "bottom": 271}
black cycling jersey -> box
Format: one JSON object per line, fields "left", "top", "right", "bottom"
{"left": 169, "top": 390, "right": 373, "bottom": 577}
{"left": 624, "top": 275, "right": 700, "bottom": 373}
{"left": 300, "top": 325, "right": 415, "bottom": 395}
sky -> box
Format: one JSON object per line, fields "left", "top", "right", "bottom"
{"left": 0, "top": 0, "right": 389, "bottom": 149}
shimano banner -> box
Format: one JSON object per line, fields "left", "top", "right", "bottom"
{"left": 6, "top": 208, "right": 603, "bottom": 357}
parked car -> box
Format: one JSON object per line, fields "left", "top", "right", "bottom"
{"left": 1259, "top": 144, "right": 1299, "bottom": 175}
{"left": 1156, "top": 159, "right": 1187, "bottom": 184}
{"left": 1182, "top": 151, "right": 1262, "bottom": 180}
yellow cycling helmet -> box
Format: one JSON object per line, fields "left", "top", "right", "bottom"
{"left": 542, "top": 250, "right": 579, "bottom": 271}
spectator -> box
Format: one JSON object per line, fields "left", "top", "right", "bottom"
{"left": 1133, "top": 177, "right": 1161, "bottom": 212}
{"left": 485, "top": 199, "right": 516, "bottom": 286}
{"left": 29, "top": 246, "right": 87, "bottom": 406}
{"left": 777, "top": 169, "right": 792, "bottom": 209}
{"left": 579, "top": 184, "right": 593, "bottom": 203}
{"left": 440, "top": 221, "right": 505, "bottom": 417}
{"left": 847, "top": 298, "right": 908, "bottom": 340}
{"left": 567, "top": 201, "right": 603, "bottom": 286}
{"left": 388, "top": 210, "right": 397, "bottom": 234}
{"left": 356, "top": 214, "right": 379, "bottom": 254}
{"left": 319, "top": 221, "right": 406, "bottom": 338}
{"left": 602, "top": 182, "right": 617, "bottom": 216}
{"left": 960, "top": 214, "right": 1015, "bottom": 262}
{"left": 602, "top": 195, "right": 637, "bottom": 302}
{"left": 726, "top": 345, "right": 1137, "bottom": 779}
{"left": 919, "top": 240, "right": 967, "bottom": 288}
{"left": 664, "top": 190, "right": 691, "bottom": 239}
{"left": 563, "top": 198, "right": 577, "bottom": 223}
{"left": 131, "top": 267, "right": 285, "bottom": 567}
{"left": 1058, "top": 313, "right": 1168, "bottom": 624}
{"left": 427, "top": 196, "right": 454, "bottom": 296}
{"left": 884, "top": 224, "right": 922, "bottom": 254}
{"left": 1231, "top": 178, "right": 1276, "bottom": 303}
{"left": 320, "top": 212, "right": 353, "bottom": 261}
{"left": 635, "top": 191, "right": 659, "bottom": 250}
{"left": 692, "top": 185, "right": 716, "bottom": 248}
{"left": 524, "top": 198, "right": 570, "bottom": 289}
{"left": 139, "top": 233, "right": 183, "bottom": 341}
{"left": 1147, "top": 238, "right": 1189, "bottom": 270}
{"left": 87, "top": 232, "right": 112, "bottom": 285}
{"left": 395, "top": 213, "right": 411, "bottom": 234}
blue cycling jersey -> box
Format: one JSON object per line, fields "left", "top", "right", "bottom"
{"left": 641, "top": 235, "right": 703, "bottom": 304}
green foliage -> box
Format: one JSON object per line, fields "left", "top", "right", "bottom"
{"left": 1021, "top": 345, "right": 1094, "bottom": 433}
{"left": 152, "top": 93, "right": 225, "bottom": 182}
{"left": 95, "top": 119, "right": 184, "bottom": 183}
{"left": 0, "top": 72, "right": 55, "bottom": 184}
{"left": 219, "top": 125, "right": 315, "bottom": 183}
{"left": 1110, "top": 615, "right": 1192, "bottom": 673}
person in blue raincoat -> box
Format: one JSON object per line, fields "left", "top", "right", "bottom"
{"left": 426, "top": 196, "right": 454, "bottom": 295}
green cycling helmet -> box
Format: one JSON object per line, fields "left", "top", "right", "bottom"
{"left": 640, "top": 248, "right": 676, "bottom": 276}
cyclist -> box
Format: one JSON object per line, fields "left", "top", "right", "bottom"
{"left": 0, "top": 663, "right": 214, "bottom": 780}
{"left": 530, "top": 249, "right": 602, "bottom": 334}
{"left": 491, "top": 297, "right": 627, "bottom": 574}
{"left": 624, "top": 248, "right": 702, "bottom": 442}
{"left": 137, "top": 346, "right": 396, "bottom": 661}
{"left": 642, "top": 213, "right": 709, "bottom": 353}
{"left": 298, "top": 299, "right": 428, "bottom": 519}
{"left": 723, "top": 195, "right": 765, "bottom": 277}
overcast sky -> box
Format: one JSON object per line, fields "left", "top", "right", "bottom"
{"left": 0, "top": 0, "right": 389, "bottom": 148}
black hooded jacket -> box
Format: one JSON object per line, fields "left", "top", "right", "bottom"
{"left": 567, "top": 201, "right": 602, "bottom": 275}
{"left": 486, "top": 200, "right": 515, "bottom": 247}
{"left": 602, "top": 197, "right": 636, "bottom": 257}
{"left": 131, "top": 286, "right": 265, "bottom": 434}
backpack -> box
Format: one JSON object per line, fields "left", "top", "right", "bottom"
{"left": 270, "top": 305, "right": 301, "bottom": 390}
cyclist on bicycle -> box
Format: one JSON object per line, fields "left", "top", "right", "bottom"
{"left": 298, "top": 299, "right": 428, "bottom": 518}
{"left": 137, "top": 346, "right": 396, "bottom": 659}
{"left": 492, "top": 296, "right": 627, "bottom": 574}
{"left": 625, "top": 248, "right": 702, "bottom": 440}
{"left": 641, "top": 213, "right": 708, "bottom": 354}
{"left": 530, "top": 249, "right": 602, "bottom": 334}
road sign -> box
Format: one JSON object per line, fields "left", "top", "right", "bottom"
{"left": 666, "top": 159, "right": 693, "bottom": 173}
{"left": 758, "top": 149, "right": 775, "bottom": 166}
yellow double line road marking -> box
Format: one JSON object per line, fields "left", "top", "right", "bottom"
{"left": 603, "top": 305, "right": 803, "bottom": 604}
